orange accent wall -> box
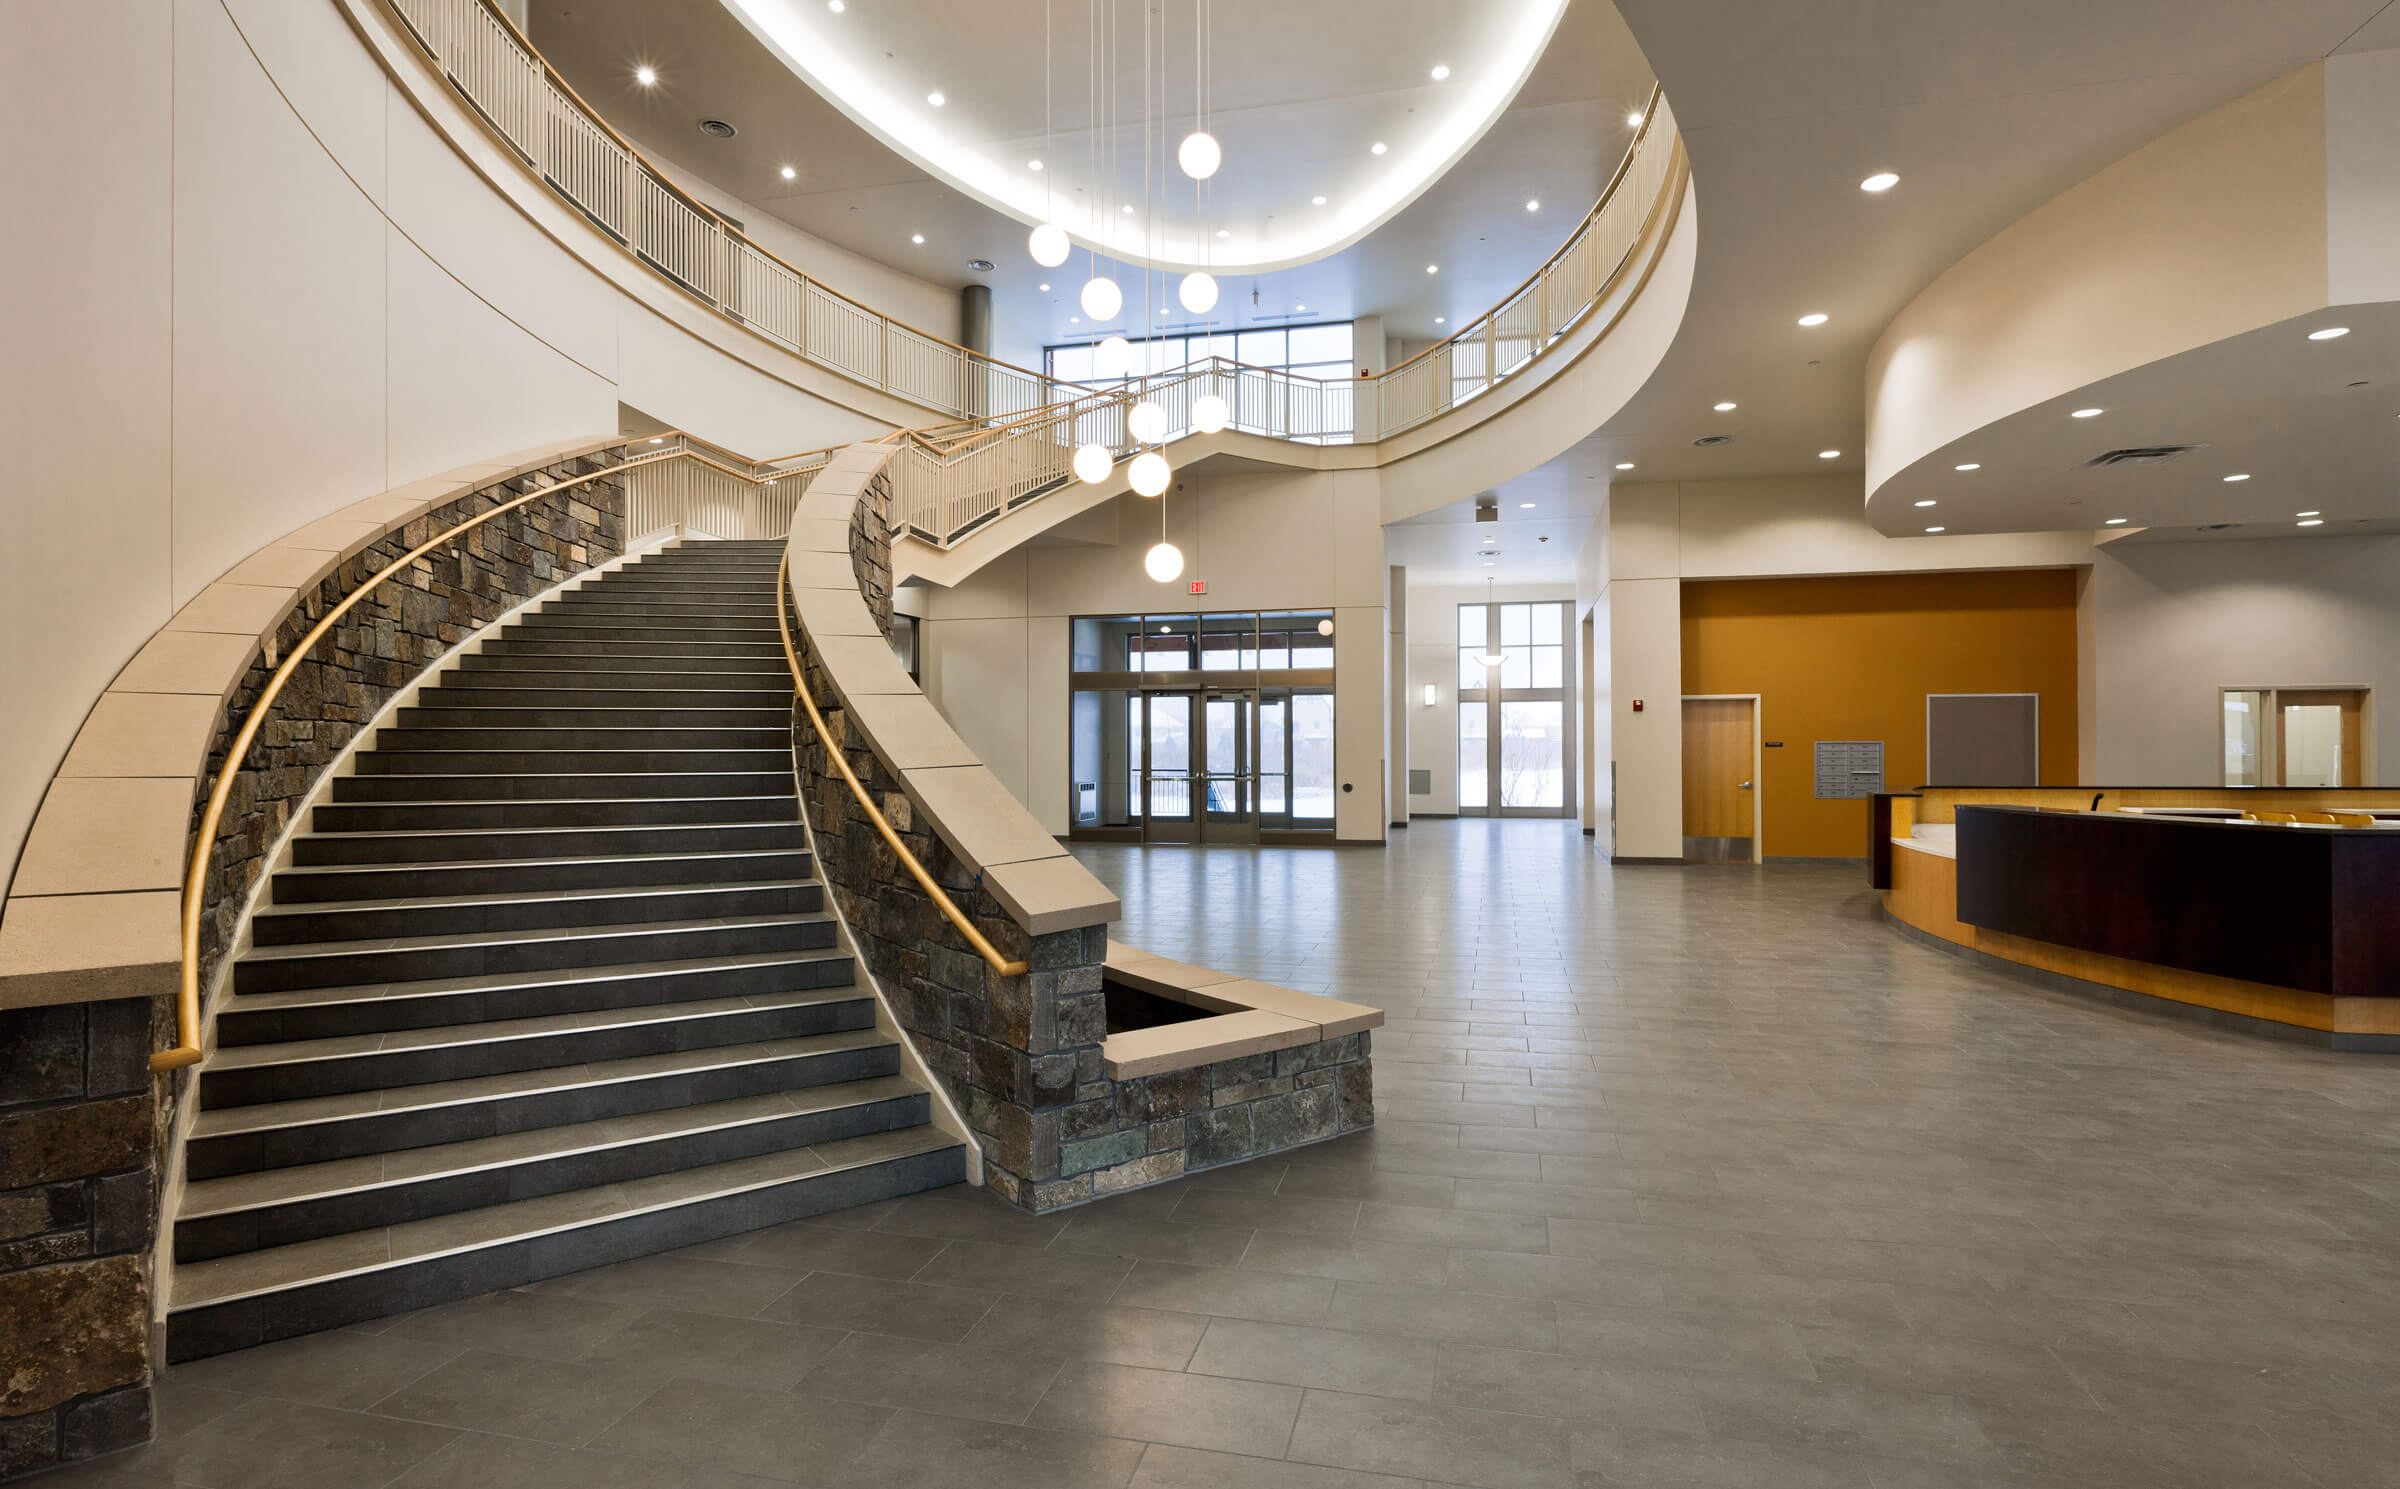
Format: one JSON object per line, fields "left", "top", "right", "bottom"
{"left": 1680, "top": 570, "right": 2080, "bottom": 859}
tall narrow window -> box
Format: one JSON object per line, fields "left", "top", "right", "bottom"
{"left": 1456, "top": 601, "right": 1573, "bottom": 818}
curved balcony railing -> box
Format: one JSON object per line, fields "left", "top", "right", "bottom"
{"left": 383, "top": 0, "right": 1076, "bottom": 423}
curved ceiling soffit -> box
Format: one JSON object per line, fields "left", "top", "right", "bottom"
{"left": 716, "top": 0, "right": 1568, "bottom": 274}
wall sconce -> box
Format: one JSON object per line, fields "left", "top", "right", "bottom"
{"left": 1422, "top": 684, "right": 1438, "bottom": 707}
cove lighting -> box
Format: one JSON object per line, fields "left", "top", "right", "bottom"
{"left": 2223, "top": 473, "right": 2250, "bottom": 482}
{"left": 2307, "top": 327, "right": 2350, "bottom": 340}
{"left": 2071, "top": 408, "right": 2103, "bottom": 418}
{"left": 1860, "top": 171, "right": 1899, "bottom": 192}
{"left": 634, "top": 65, "right": 658, "bottom": 86}
{"left": 1797, "top": 313, "right": 1828, "bottom": 326}
{"left": 1819, "top": 450, "right": 1841, "bottom": 459}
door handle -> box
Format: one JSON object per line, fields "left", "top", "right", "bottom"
{"left": 1739, "top": 781, "right": 1753, "bottom": 790}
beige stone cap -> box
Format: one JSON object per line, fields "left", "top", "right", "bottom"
{"left": 1100, "top": 940, "right": 1383, "bottom": 1078}
{"left": 785, "top": 445, "right": 1117, "bottom": 939}
{"left": 0, "top": 436, "right": 622, "bottom": 1010}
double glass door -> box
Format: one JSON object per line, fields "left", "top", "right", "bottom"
{"left": 1126, "top": 688, "right": 1335, "bottom": 842}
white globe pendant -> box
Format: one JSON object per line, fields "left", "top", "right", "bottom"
{"left": 1094, "top": 334, "right": 1133, "bottom": 379}
{"left": 1129, "top": 451, "right": 1171, "bottom": 497}
{"left": 1178, "top": 271, "right": 1219, "bottom": 314}
{"left": 1127, "top": 401, "right": 1168, "bottom": 444}
{"left": 1191, "top": 393, "right": 1229, "bottom": 434}
{"left": 1144, "top": 540, "right": 1186, "bottom": 582}
{"left": 1080, "top": 276, "right": 1122, "bottom": 321}
{"left": 1177, "top": 131, "right": 1222, "bottom": 180}
{"left": 1028, "top": 222, "right": 1071, "bottom": 268}
{"left": 1073, "top": 443, "right": 1113, "bottom": 484}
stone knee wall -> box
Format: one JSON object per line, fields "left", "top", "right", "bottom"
{"left": 0, "top": 999, "right": 156, "bottom": 1477}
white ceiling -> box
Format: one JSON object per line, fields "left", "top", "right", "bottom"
{"left": 526, "top": 0, "right": 1655, "bottom": 357}
{"left": 719, "top": 0, "right": 1570, "bottom": 273}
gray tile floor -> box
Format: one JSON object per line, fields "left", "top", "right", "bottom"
{"left": 71, "top": 821, "right": 2400, "bottom": 1488}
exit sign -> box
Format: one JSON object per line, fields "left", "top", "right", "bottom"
{"left": 1188, "top": 580, "right": 1207, "bottom": 595}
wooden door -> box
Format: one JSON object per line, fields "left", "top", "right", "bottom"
{"left": 2275, "top": 689, "right": 2366, "bottom": 787}
{"left": 1682, "top": 698, "right": 1755, "bottom": 861}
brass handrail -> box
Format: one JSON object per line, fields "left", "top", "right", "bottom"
{"left": 773, "top": 552, "right": 1030, "bottom": 979}
{"left": 154, "top": 447, "right": 694, "bottom": 1072}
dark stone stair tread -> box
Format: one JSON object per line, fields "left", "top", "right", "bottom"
{"left": 237, "top": 910, "right": 833, "bottom": 965}
{"left": 279, "top": 845, "right": 808, "bottom": 880}
{"left": 225, "top": 946, "right": 859, "bottom": 1013}
{"left": 169, "top": 1125, "right": 963, "bottom": 1312}
{"left": 177, "top": 1077, "right": 922, "bottom": 1220}
{"left": 188, "top": 1029, "right": 894, "bottom": 1139}
{"left": 207, "top": 983, "right": 867, "bottom": 1072}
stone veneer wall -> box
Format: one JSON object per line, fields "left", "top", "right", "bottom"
{"left": 791, "top": 465, "right": 1373, "bottom": 1212}
{"left": 0, "top": 1000, "right": 158, "bottom": 1478}
{"left": 0, "top": 451, "right": 629, "bottom": 1482}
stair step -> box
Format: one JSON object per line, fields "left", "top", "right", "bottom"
{"left": 293, "top": 821, "right": 806, "bottom": 867}
{"left": 358, "top": 747, "right": 794, "bottom": 774}
{"left": 540, "top": 596, "right": 782, "bottom": 615}
{"left": 166, "top": 1125, "right": 965, "bottom": 1361}
{"left": 217, "top": 948, "right": 861, "bottom": 1045}
{"left": 185, "top": 1028, "right": 898, "bottom": 1179}
{"left": 232, "top": 911, "right": 836, "bottom": 994}
{"left": 200, "top": 983, "right": 872, "bottom": 1108}
{"left": 374, "top": 726, "right": 792, "bottom": 751}
{"left": 173, "top": 1077, "right": 929, "bottom": 1262}
{"left": 399, "top": 705, "right": 790, "bottom": 729}
{"left": 433, "top": 669, "right": 793, "bottom": 693}
{"left": 272, "top": 848, "right": 811, "bottom": 904}
{"left": 471, "top": 638, "right": 787, "bottom": 659}
{"left": 308, "top": 797, "right": 799, "bottom": 834}
{"left": 332, "top": 771, "right": 796, "bottom": 802}
{"left": 250, "top": 878, "right": 824, "bottom": 947}
{"left": 508, "top": 615, "right": 783, "bottom": 636}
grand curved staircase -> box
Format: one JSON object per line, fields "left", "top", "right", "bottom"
{"left": 166, "top": 540, "right": 964, "bottom": 1361}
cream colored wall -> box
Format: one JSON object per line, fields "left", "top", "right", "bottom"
{"left": 1866, "top": 67, "right": 2332, "bottom": 497}
{"left": 2089, "top": 535, "right": 2400, "bottom": 785}
{"left": 913, "top": 466, "right": 1390, "bottom": 841}
{"left": 2324, "top": 51, "right": 2400, "bottom": 305}
{"left": 0, "top": 0, "right": 944, "bottom": 896}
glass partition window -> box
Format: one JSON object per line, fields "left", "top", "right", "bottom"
{"left": 2222, "top": 690, "right": 2264, "bottom": 787}
{"left": 1068, "top": 690, "right": 1140, "bottom": 827}
{"left": 1457, "top": 601, "right": 1572, "bottom": 818}
{"left": 1046, "top": 322, "right": 1355, "bottom": 390}
{"left": 1262, "top": 611, "right": 1335, "bottom": 670}
{"left": 1074, "top": 613, "right": 1330, "bottom": 674}
{"left": 2219, "top": 687, "right": 2370, "bottom": 787}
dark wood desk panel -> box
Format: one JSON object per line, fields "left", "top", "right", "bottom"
{"left": 1953, "top": 807, "right": 2400, "bottom": 998}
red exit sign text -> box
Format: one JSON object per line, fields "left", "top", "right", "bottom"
{"left": 1188, "top": 580, "right": 1207, "bottom": 595}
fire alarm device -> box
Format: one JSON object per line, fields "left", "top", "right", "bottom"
{"left": 1632, "top": 699, "right": 1645, "bottom": 712}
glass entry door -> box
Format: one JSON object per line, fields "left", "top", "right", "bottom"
{"left": 1201, "top": 692, "right": 1258, "bottom": 842}
{"left": 1141, "top": 693, "right": 1198, "bottom": 842}
{"left": 1140, "top": 691, "right": 1259, "bottom": 843}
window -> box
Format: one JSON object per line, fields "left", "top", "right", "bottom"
{"left": 888, "top": 613, "right": 920, "bottom": 683}
{"left": 1044, "top": 323, "right": 1355, "bottom": 391}
{"left": 2223, "top": 687, "right": 2369, "bottom": 787}
{"left": 1457, "top": 601, "right": 1573, "bottom": 818}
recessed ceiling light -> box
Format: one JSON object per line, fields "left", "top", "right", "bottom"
{"left": 1028, "top": 159, "right": 1043, "bottom": 171}
{"left": 1158, "top": 307, "right": 1170, "bottom": 317}
{"left": 1070, "top": 316, "right": 1081, "bottom": 324}
{"left": 1819, "top": 450, "right": 1840, "bottom": 459}
{"left": 1860, "top": 171, "right": 1899, "bottom": 192}
{"left": 1615, "top": 462, "right": 1635, "bottom": 470}
{"left": 2307, "top": 326, "right": 2349, "bottom": 340}
{"left": 1713, "top": 401, "right": 1737, "bottom": 412}
{"left": 1519, "top": 502, "right": 1536, "bottom": 509}
{"left": 1914, "top": 500, "right": 1937, "bottom": 508}
{"left": 2223, "top": 473, "right": 2249, "bottom": 482}
{"left": 967, "top": 259, "right": 995, "bottom": 273}
{"left": 827, "top": 0, "right": 843, "bottom": 11}
{"left": 779, "top": 165, "right": 796, "bottom": 180}
{"left": 1430, "top": 64, "right": 1451, "bottom": 80}
{"left": 634, "top": 65, "right": 658, "bottom": 86}
{"left": 910, "top": 233, "right": 924, "bottom": 244}
{"left": 1797, "top": 313, "right": 1829, "bottom": 327}
{"left": 1426, "top": 264, "right": 1439, "bottom": 274}
{"left": 927, "top": 91, "right": 946, "bottom": 107}
{"left": 1626, "top": 111, "right": 1645, "bottom": 127}
{"left": 2298, "top": 518, "right": 2324, "bottom": 526}
{"left": 2071, "top": 408, "right": 2103, "bottom": 418}
{"left": 1312, "top": 195, "right": 1327, "bottom": 205}
{"left": 2105, "top": 518, "right": 2128, "bottom": 525}
{"left": 1215, "top": 229, "right": 1229, "bottom": 238}
{"left": 1525, "top": 199, "right": 1540, "bottom": 212}
{"left": 2297, "top": 510, "right": 2321, "bottom": 517}
{"left": 1296, "top": 304, "right": 1307, "bottom": 311}
{"left": 649, "top": 437, "right": 663, "bottom": 444}
{"left": 1434, "top": 316, "right": 1446, "bottom": 325}
{"left": 1371, "top": 141, "right": 1388, "bottom": 156}
{"left": 1924, "top": 525, "right": 1946, "bottom": 533}
{"left": 1954, "top": 462, "right": 1980, "bottom": 471}
{"left": 1039, "top": 283, "right": 1050, "bottom": 292}
{"left": 1121, "top": 204, "right": 1135, "bottom": 215}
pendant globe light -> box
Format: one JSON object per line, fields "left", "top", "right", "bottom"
{"left": 1073, "top": 442, "right": 1113, "bottom": 484}
{"left": 1129, "top": 449, "right": 1171, "bottom": 496}
{"left": 1177, "top": 131, "right": 1220, "bottom": 180}
{"left": 1178, "top": 0, "right": 1220, "bottom": 181}
{"left": 1145, "top": 482, "right": 1183, "bottom": 579}
{"left": 1029, "top": 2, "right": 1070, "bottom": 267}
{"left": 1094, "top": 333, "right": 1134, "bottom": 378}
{"left": 1030, "top": 223, "right": 1071, "bottom": 268}
{"left": 1127, "top": 400, "right": 1169, "bottom": 444}
{"left": 1080, "top": 275, "right": 1123, "bottom": 321}
{"left": 1191, "top": 390, "right": 1229, "bottom": 432}
{"left": 1177, "top": 270, "right": 1218, "bottom": 313}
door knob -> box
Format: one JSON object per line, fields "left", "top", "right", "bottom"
{"left": 1739, "top": 781, "right": 1753, "bottom": 789}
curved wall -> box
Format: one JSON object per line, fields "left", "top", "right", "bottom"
{"left": 0, "top": 0, "right": 948, "bottom": 896}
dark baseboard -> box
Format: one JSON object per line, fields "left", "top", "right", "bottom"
{"left": 1608, "top": 855, "right": 1685, "bottom": 867}
{"left": 1766, "top": 855, "right": 1870, "bottom": 866}
{"left": 1881, "top": 911, "right": 2400, "bottom": 1053}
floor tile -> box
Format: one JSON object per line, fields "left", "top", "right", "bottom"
{"left": 1285, "top": 1388, "right": 1573, "bottom": 1489}
{"left": 798, "top": 1330, "right": 1065, "bottom": 1423}
{"left": 1029, "top": 1359, "right": 1302, "bottom": 1459}
{"left": 365, "top": 1349, "right": 663, "bottom": 1446}
{"left": 1187, "top": 1318, "right": 1439, "bottom": 1400}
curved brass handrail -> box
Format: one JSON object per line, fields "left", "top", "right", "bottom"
{"left": 154, "top": 448, "right": 694, "bottom": 1072}
{"left": 773, "top": 552, "right": 1030, "bottom": 979}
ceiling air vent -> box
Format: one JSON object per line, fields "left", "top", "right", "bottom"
{"left": 698, "top": 119, "right": 738, "bottom": 139}
{"left": 2082, "top": 445, "right": 2198, "bottom": 468}
{"left": 1692, "top": 434, "right": 1733, "bottom": 447}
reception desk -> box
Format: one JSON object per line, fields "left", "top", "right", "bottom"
{"left": 1875, "top": 788, "right": 2400, "bottom": 1048}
